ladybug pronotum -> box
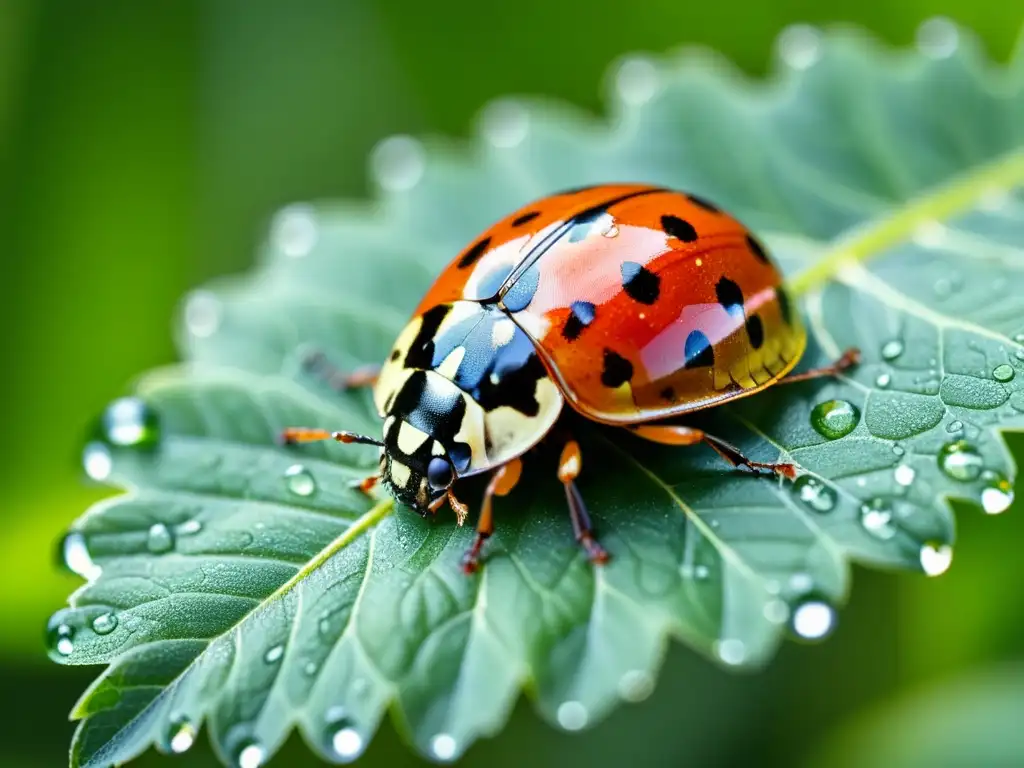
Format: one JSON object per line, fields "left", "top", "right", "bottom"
{"left": 281, "top": 184, "right": 859, "bottom": 572}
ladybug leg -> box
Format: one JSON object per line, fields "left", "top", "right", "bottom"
{"left": 277, "top": 427, "right": 382, "bottom": 447}
{"left": 627, "top": 424, "right": 797, "bottom": 480}
{"left": 302, "top": 349, "right": 381, "bottom": 391}
{"left": 461, "top": 458, "right": 522, "bottom": 574}
{"left": 352, "top": 475, "right": 378, "bottom": 495}
{"left": 558, "top": 439, "right": 610, "bottom": 565}
{"left": 776, "top": 348, "right": 861, "bottom": 385}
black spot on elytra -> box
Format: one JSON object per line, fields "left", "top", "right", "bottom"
{"left": 512, "top": 211, "right": 541, "bottom": 227}
{"left": 457, "top": 237, "right": 492, "bottom": 269}
{"left": 562, "top": 300, "right": 596, "bottom": 341}
{"left": 684, "top": 330, "right": 714, "bottom": 368}
{"left": 660, "top": 386, "right": 676, "bottom": 401}
{"left": 404, "top": 304, "right": 450, "bottom": 370}
{"left": 601, "top": 349, "right": 634, "bottom": 388}
{"left": 621, "top": 261, "right": 660, "bottom": 305}
{"left": 746, "top": 233, "right": 769, "bottom": 263}
{"left": 661, "top": 214, "right": 698, "bottom": 243}
{"left": 777, "top": 287, "right": 793, "bottom": 325}
{"left": 390, "top": 350, "right": 400, "bottom": 361}
{"left": 715, "top": 276, "right": 744, "bottom": 319}
{"left": 502, "top": 263, "right": 540, "bottom": 312}
{"left": 746, "top": 314, "right": 764, "bottom": 349}
{"left": 687, "top": 193, "right": 720, "bottom": 213}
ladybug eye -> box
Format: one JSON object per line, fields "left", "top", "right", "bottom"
{"left": 426, "top": 457, "right": 454, "bottom": 490}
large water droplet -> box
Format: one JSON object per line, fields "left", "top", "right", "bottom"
{"left": 264, "top": 644, "right": 284, "bottom": 664}
{"left": 101, "top": 397, "right": 160, "bottom": 448}
{"left": 980, "top": 471, "right": 1014, "bottom": 514}
{"left": 791, "top": 599, "right": 837, "bottom": 640}
{"left": 143, "top": 523, "right": 173, "bottom": 554}
{"left": 793, "top": 475, "right": 837, "bottom": 513}
{"left": 860, "top": 498, "right": 897, "bottom": 540}
{"left": 892, "top": 443, "right": 906, "bottom": 457}
{"left": 715, "top": 638, "right": 747, "bottom": 666}
{"left": 617, "top": 669, "right": 654, "bottom": 703}
{"left": 430, "top": 733, "right": 458, "bottom": 762}
{"left": 285, "top": 464, "right": 317, "bottom": 497}
{"left": 271, "top": 204, "right": 318, "bottom": 258}
{"left": 894, "top": 464, "right": 916, "bottom": 487}
{"left": 325, "top": 710, "right": 364, "bottom": 762}
{"left": 48, "top": 621, "right": 75, "bottom": 657}
{"left": 480, "top": 98, "right": 529, "bottom": 148}
{"left": 776, "top": 24, "right": 821, "bottom": 69}
{"left": 556, "top": 700, "right": 589, "bottom": 730}
{"left": 235, "top": 740, "right": 265, "bottom": 768}
{"left": 615, "top": 56, "right": 659, "bottom": 105}
{"left": 82, "top": 442, "right": 113, "bottom": 482}
{"left": 916, "top": 16, "right": 959, "bottom": 58}
{"left": 810, "top": 399, "right": 860, "bottom": 440}
{"left": 881, "top": 340, "right": 904, "bottom": 361}
{"left": 370, "top": 135, "right": 424, "bottom": 192}
{"left": 938, "top": 440, "right": 984, "bottom": 482}
{"left": 59, "top": 531, "right": 101, "bottom": 580}
{"left": 875, "top": 373, "right": 891, "bottom": 389}
{"left": 992, "top": 364, "right": 1015, "bottom": 383}
{"left": 920, "top": 542, "right": 953, "bottom": 576}
{"left": 168, "top": 716, "right": 196, "bottom": 754}
{"left": 184, "top": 290, "right": 222, "bottom": 338}
{"left": 91, "top": 612, "right": 118, "bottom": 635}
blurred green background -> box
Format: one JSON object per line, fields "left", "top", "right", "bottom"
{"left": 3, "top": 1, "right": 1023, "bottom": 766}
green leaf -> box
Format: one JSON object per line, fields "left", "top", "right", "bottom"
{"left": 49, "top": 21, "right": 1024, "bottom": 767}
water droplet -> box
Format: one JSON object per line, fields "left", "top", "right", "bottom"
{"left": 59, "top": 531, "right": 101, "bottom": 580}
{"left": 763, "top": 599, "right": 789, "bottom": 624}
{"left": 881, "top": 340, "right": 904, "bottom": 361}
{"left": 271, "top": 204, "right": 318, "bottom": 258}
{"left": 235, "top": 740, "right": 265, "bottom": 768}
{"left": 370, "top": 135, "right": 425, "bottom": 192}
{"left": 993, "top": 364, "right": 1015, "bottom": 382}
{"left": 791, "top": 600, "right": 837, "bottom": 640}
{"left": 810, "top": 399, "right": 860, "bottom": 440}
{"left": 285, "top": 464, "right": 317, "bottom": 497}
{"left": 694, "top": 564, "right": 710, "bottom": 580}
{"left": 318, "top": 617, "right": 332, "bottom": 636}
{"left": 557, "top": 700, "right": 589, "bottom": 730}
{"left": 303, "top": 661, "right": 318, "bottom": 676}
{"left": 1017, "top": 349, "right": 1024, "bottom": 362}
{"left": 860, "top": 498, "right": 897, "bottom": 540}
{"left": 892, "top": 443, "right": 906, "bottom": 457}
{"left": 788, "top": 572, "right": 814, "bottom": 593}
{"left": 776, "top": 23, "right": 821, "bottom": 69}
{"left": 1013, "top": 332, "right": 1024, "bottom": 345}
{"left": 100, "top": 397, "right": 160, "bottom": 449}
{"left": 875, "top": 373, "right": 891, "bottom": 388}
{"left": 615, "top": 56, "right": 658, "bottom": 105}
{"left": 325, "top": 711, "right": 364, "bottom": 762}
{"left": 793, "top": 475, "right": 837, "bottom": 513}
{"left": 91, "top": 612, "right": 118, "bottom": 635}
{"left": 480, "top": 98, "right": 528, "bottom": 148}
{"left": 48, "top": 621, "right": 74, "bottom": 657}
{"left": 146, "top": 523, "right": 174, "bottom": 554}
{"left": 946, "top": 420, "right": 964, "bottom": 434}
{"left": 916, "top": 16, "right": 959, "bottom": 58}
{"left": 168, "top": 716, "right": 196, "bottom": 754}
{"left": 184, "top": 290, "right": 222, "bottom": 338}
{"left": 430, "top": 733, "right": 458, "bottom": 761}
{"left": 920, "top": 542, "right": 953, "bottom": 576}
{"left": 933, "top": 278, "right": 953, "bottom": 298}
{"left": 894, "top": 464, "right": 916, "bottom": 487}
{"left": 938, "top": 440, "right": 984, "bottom": 482}
{"left": 178, "top": 519, "right": 202, "bottom": 535}
{"left": 82, "top": 441, "right": 113, "bottom": 481}
{"left": 264, "top": 644, "right": 284, "bottom": 664}
{"left": 980, "top": 472, "right": 1014, "bottom": 514}
{"left": 618, "top": 670, "right": 654, "bottom": 702}
{"left": 715, "top": 638, "right": 747, "bottom": 666}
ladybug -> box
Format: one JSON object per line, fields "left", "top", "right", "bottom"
{"left": 281, "top": 184, "right": 859, "bottom": 573}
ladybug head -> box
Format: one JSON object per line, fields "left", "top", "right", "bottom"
{"left": 379, "top": 418, "right": 472, "bottom": 521}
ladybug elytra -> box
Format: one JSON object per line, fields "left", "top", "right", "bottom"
{"left": 281, "top": 184, "right": 859, "bottom": 572}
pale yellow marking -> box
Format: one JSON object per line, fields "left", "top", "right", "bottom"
{"left": 373, "top": 317, "right": 422, "bottom": 415}
{"left": 396, "top": 422, "right": 430, "bottom": 455}
{"left": 435, "top": 345, "right": 466, "bottom": 379}
{"left": 431, "top": 441, "right": 446, "bottom": 457}
{"left": 388, "top": 460, "right": 411, "bottom": 488}
{"left": 482, "top": 377, "right": 564, "bottom": 468}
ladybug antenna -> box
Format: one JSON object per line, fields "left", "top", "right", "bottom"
{"left": 278, "top": 427, "right": 383, "bottom": 447}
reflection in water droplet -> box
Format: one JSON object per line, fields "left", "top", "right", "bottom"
{"left": 860, "top": 498, "right": 897, "bottom": 540}
{"left": 875, "top": 373, "right": 891, "bottom": 388}
{"left": 147, "top": 523, "right": 174, "bottom": 554}
{"left": 946, "top": 420, "right": 964, "bottom": 434}
{"left": 881, "top": 340, "right": 904, "bottom": 361}
{"left": 371, "top": 135, "right": 425, "bottom": 192}
{"left": 169, "top": 716, "right": 196, "bottom": 754}
{"left": 83, "top": 442, "right": 113, "bottom": 482}
{"left": 430, "top": 733, "right": 458, "bottom": 761}
{"left": 184, "top": 290, "right": 222, "bottom": 338}
{"left": 810, "top": 399, "right": 860, "bottom": 440}
{"left": 480, "top": 99, "right": 529, "bottom": 148}
{"left": 916, "top": 16, "right": 960, "bottom": 58}
{"left": 938, "top": 440, "right": 984, "bottom": 482}
{"left": 49, "top": 622, "right": 75, "bottom": 657}
{"left": 178, "top": 519, "right": 202, "bottom": 535}
{"left": 920, "top": 543, "right": 953, "bottom": 576}
{"left": 285, "top": 464, "right": 317, "bottom": 497}
{"left": 892, "top": 443, "right": 905, "bottom": 457}
{"left": 993, "top": 364, "right": 1015, "bottom": 382}
{"left": 236, "top": 741, "right": 265, "bottom": 768}
{"left": 325, "top": 710, "right": 364, "bottom": 762}
{"left": 91, "top": 612, "right": 118, "bottom": 635}
{"left": 618, "top": 670, "right": 654, "bottom": 703}
{"left": 776, "top": 24, "right": 821, "bottom": 69}
{"left": 272, "top": 204, "right": 318, "bottom": 258}
{"left": 60, "top": 531, "right": 101, "bottom": 580}
{"left": 793, "top": 475, "right": 837, "bottom": 513}
{"left": 763, "top": 599, "right": 789, "bottom": 624}
{"left": 980, "top": 471, "right": 1014, "bottom": 514}
{"left": 102, "top": 397, "right": 160, "bottom": 447}
{"left": 557, "top": 700, "right": 589, "bottom": 731}
{"left": 716, "top": 638, "right": 746, "bottom": 666}
{"left": 894, "top": 464, "right": 916, "bottom": 487}
{"left": 264, "top": 644, "right": 284, "bottom": 664}
{"left": 791, "top": 600, "right": 836, "bottom": 640}
{"left": 615, "top": 56, "right": 658, "bottom": 105}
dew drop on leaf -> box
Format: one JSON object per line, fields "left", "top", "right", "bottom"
{"left": 810, "top": 399, "right": 860, "bottom": 439}
{"left": 82, "top": 442, "right": 113, "bottom": 482}
{"left": 480, "top": 98, "right": 529, "bottom": 149}
{"left": 303, "top": 661, "right": 318, "bottom": 676}
{"left": 920, "top": 542, "right": 953, "bottom": 576}
{"left": 763, "top": 599, "right": 790, "bottom": 624}
{"left": 556, "top": 700, "right": 589, "bottom": 731}
{"left": 271, "top": 203, "right": 318, "bottom": 258}
{"left": 284, "top": 464, "right": 317, "bottom": 497}
{"left": 790, "top": 599, "right": 837, "bottom": 640}
{"left": 860, "top": 498, "right": 897, "bottom": 540}
{"left": 184, "top": 290, "right": 222, "bottom": 338}
{"left": 168, "top": 716, "right": 196, "bottom": 754}
{"left": 48, "top": 622, "right": 74, "bottom": 657}
{"left": 325, "top": 709, "right": 364, "bottom": 763}
{"left": 992, "top": 363, "right": 1015, "bottom": 382}
{"left": 980, "top": 471, "right": 1014, "bottom": 514}
{"left": 793, "top": 475, "right": 837, "bottom": 513}
{"left": 614, "top": 56, "right": 659, "bottom": 105}
{"left": 776, "top": 23, "right": 821, "bottom": 70}
{"left": 178, "top": 519, "right": 202, "bottom": 535}
{"left": 264, "top": 644, "right": 284, "bottom": 664}
{"left": 875, "top": 373, "right": 891, "bottom": 388}
{"left": 617, "top": 669, "right": 655, "bottom": 703}
{"left": 370, "top": 135, "right": 425, "bottom": 192}
{"left": 881, "top": 340, "right": 904, "bottom": 361}
{"left": 694, "top": 564, "right": 710, "bottom": 580}
{"left": 946, "top": 420, "right": 964, "bottom": 434}
{"left": 91, "top": 612, "right": 118, "bottom": 635}
{"left": 894, "top": 464, "right": 916, "bottom": 487}
{"left": 916, "top": 16, "right": 960, "bottom": 59}
{"left": 892, "top": 443, "right": 905, "bottom": 457}
{"left": 147, "top": 523, "right": 174, "bottom": 554}
{"left": 937, "top": 440, "right": 984, "bottom": 482}
{"left": 101, "top": 397, "right": 160, "bottom": 449}
{"left": 715, "top": 638, "right": 747, "bottom": 666}
{"left": 235, "top": 740, "right": 265, "bottom": 768}
{"left": 430, "top": 733, "right": 458, "bottom": 762}
{"left": 59, "top": 531, "right": 100, "bottom": 580}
